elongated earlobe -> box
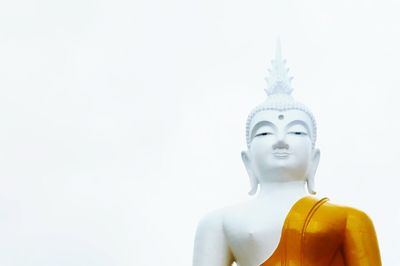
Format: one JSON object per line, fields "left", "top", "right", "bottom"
{"left": 241, "top": 151, "right": 259, "bottom": 195}
{"left": 306, "top": 178, "right": 316, "bottom": 195}
{"left": 306, "top": 148, "right": 320, "bottom": 195}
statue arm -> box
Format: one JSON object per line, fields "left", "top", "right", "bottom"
{"left": 342, "top": 208, "right": 382, "bottom": 265}
{"left": 193, "top": 211, "right": 234, "bottom": 266}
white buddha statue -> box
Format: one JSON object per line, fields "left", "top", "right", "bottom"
{"left": 192, "top": 41, "right": 381, "bottom": 266}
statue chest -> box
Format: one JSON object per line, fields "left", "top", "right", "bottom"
{"left": 221, "top": 197, "right": 348, "bottom": 266}
{"left": 222, "top": 206, "right": 290, "bottom": 265}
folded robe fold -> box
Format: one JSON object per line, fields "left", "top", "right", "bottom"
{"left": 260, "top": 196, "right": 381, "bottom": 266}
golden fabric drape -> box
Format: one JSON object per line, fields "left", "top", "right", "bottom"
{"left": 260, "top": 196, "right": 381, "bottom": 266}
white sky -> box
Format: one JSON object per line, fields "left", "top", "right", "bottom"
{"left": 0, "top": 0, "right": 399, "bottom": 265}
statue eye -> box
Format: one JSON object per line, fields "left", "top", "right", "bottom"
{"left": 289, "top": 131, "right": 307, "bottom": 136}
{"left": 255, "top": 132, "right": 273, "bottom": 137}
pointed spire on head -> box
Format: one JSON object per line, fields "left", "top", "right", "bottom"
{"left": 264, "top": 38, "right": 294, "bottom": 96}
{"left": 247, "top": 39, "right": 317, "bottom": 149}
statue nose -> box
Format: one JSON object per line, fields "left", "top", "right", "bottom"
{"left": 273, "top": 140, "right": 289, "bottom": 150}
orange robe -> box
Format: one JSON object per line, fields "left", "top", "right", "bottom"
{"left": 261, "top": 196, "right": 381, "bottom": 266}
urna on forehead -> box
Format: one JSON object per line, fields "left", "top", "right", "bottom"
{"left": 249, "top": 109, "right": 314, "bottom": 135}
{"left": 244, "top": 40, "right": 317, "bottom": 148}
{"left": 245, "top": 102, "right": 317, "bottom": 149}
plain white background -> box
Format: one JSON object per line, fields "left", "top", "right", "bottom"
{"left": 0, "top": 0, "right": 399, "bottom": 265}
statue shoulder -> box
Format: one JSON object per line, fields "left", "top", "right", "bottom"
{"left": 196, "top": 209, "right": 226, "bottom": 234}
{"left": 196, "top": 202, "right": 250, "bottom": 236}
{"left": 193, "top": 208, "right": 235, "bottom": 266}
{"left": 316, "top": 198, "right": 375, "bottom": 229}
{"left": 343, "top": 206, "right": 376, "bottom": 231}
{"left": 321, "top": 201, "right": 382, "bottom": 265}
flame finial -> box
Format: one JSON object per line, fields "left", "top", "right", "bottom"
{"left": 264, "top": 39, "right": 294, "bottom": 96}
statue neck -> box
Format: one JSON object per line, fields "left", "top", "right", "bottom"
{"left": 256, "top": 181, "right": 307, "bottom": 201}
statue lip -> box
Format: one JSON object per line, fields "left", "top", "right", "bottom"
{"left": 273, "top": 152, "right": 290, "bottom": 158}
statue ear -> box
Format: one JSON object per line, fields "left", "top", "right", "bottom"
{"left": 306, "top": 148, "right": 320, "bottom": 195}
{"left": 241, "top": 151, "right": 259, "bottom": 195}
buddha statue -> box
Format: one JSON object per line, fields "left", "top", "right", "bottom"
{"left": 192, "top": 41, "right": 381, "bottom": 266}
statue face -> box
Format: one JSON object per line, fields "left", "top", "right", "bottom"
{"left": 246, "top": 109, "right": 316, "bottom": 183}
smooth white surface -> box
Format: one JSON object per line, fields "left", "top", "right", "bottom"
{"left": 247, "top": 110, "right": 318, "bottom": 185}
{"left": 0, "top": 0, "right": 399, "bottom": 265}
{"left": 194, "top": 181, "right": 307, "bottom": 266}
{"left": 194, "top": 108, "right": 319, "bottom": 266}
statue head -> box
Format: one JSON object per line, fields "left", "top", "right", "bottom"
{"left": 241, "top": 41, "right": 320, "bottom": 196}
